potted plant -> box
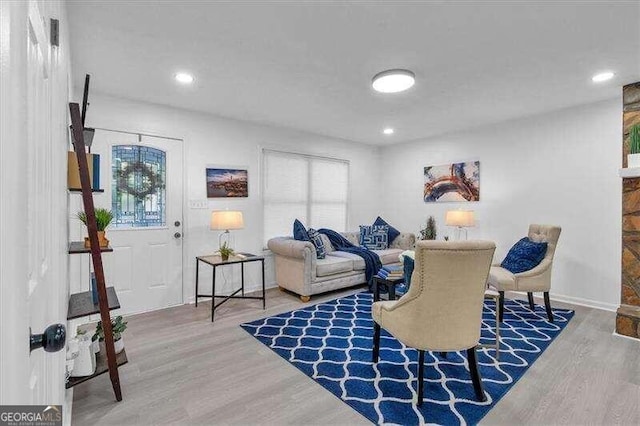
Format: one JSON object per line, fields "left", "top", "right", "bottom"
{"left": 93, "top": 315, "right": 128, "bottom": 354}
{"left": 218, "top": 241, "right": 234, "bottom": 262}
{"left": 628, "top": 124, "right": 640, "bottom": 168}
{"left": 77, "top": 208, "right": 114, "bottom": 248}
{"left": 419, "top": 216, "right": 437, "bottom": 240}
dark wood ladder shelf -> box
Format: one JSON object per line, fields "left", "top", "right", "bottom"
{"left": 68, "top": 241, "right": 113, "bottom": 254}
{"left": 67, "top": 287, "right": 121, "bottom": 320}
{"left": 66, "top": 344, "right": 128, "bottom": 389}
{"left": 69, "top": 188, "right": 104, "bottom": 193}
{"left": 66, "top": 76, "right": 124, "bottom": 401}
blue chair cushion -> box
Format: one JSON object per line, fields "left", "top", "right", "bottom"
{"left": 359, "top": 225, "right": 389, "bottom": 250}
{"left": 373, "top": 216, "right": 401, "bottom": 245}
{"left": 293, "top": 219, "right": 310, "bottom": 241}
{"left": 307, "top": 228, "right": 326, "bottom": 259}
{"left": 501, "top": 237, "right": 548, "bottom": 274}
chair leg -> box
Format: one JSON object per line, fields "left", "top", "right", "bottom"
{"left": 417, "top": 350, "right": 425, "bottom": 407}
{"left": 467, "top": 346, "right": 487, "bottom": 402}
{"left": 544, "top": 291, "right": 554, "bottom": 323}
{"left": 372, "top": 322, "right": 381, "bottom": 362}
{"left": 498, "top": 291, "right": 505, "bottom": 322}
{"left": 527, "top": 292, "right": 535, "bottom": 311}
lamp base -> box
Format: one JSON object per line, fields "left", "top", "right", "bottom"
{"left": 218, "top": 230, "right": 231, "bottom": 250}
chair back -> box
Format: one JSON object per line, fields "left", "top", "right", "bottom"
{"left": 399, "top": 240, "right": 495, "bottom": 351}
{"left": 528, "top": 224, "right": 561, "bottom": 261}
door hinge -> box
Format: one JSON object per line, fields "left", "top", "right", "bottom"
{"left": 50, "top": 18, "right": 59, "bottom": 47}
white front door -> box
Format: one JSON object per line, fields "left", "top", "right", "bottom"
{"left": 91, "top": 130, "right": 184, "bottom": 315}
{"left": 1, "top": 0, "right": 67, "bottom": 412}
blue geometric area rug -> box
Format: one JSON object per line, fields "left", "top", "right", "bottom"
{"left": 241, "top": 292, "right": 574, "bottom": 425}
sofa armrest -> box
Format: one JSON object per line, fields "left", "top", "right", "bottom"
{"left": 390, "top": 232, "right": 416, "bottom": 250}
{"left": 268, "top": 237, "right": 316, "bottom": 259}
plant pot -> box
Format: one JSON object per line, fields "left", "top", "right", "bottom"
{"left": 628, "top": 153, "right": 640, "bottom": 168}
{"left": 114, "top": 337, "right": 124, "bottom": 354}
{"left": 84, "top": 231, "right": 109, "bottom": 248}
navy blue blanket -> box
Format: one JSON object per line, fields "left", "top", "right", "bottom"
{"left": 318, "top": 229, "right": 382, "bottom": 291}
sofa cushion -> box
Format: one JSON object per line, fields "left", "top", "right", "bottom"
{"left": 372, "top": 248, "right": 403, "bottom": 265}
{"left": 307, "top": 228, "right": 326, "bottom": 259}
{"left": 329, "top": 251, "right": 366, "bottom": 271}
{"left": 293, "top": 219, "right": 310, "bottom": 241}
{"left": 316, "top": 255, "right": 354, "bottom": 277}
{"left": 373, "top": 216, "right": 401, "bottom": 244}
{"left": 359, "top": 225, "right": 389, "bottom": 250}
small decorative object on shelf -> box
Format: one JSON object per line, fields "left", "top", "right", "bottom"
{"left": 628, "top": 124, "right": 640, "bottom": 168}
{"left": 218, "top": 241, "right": 234, "bottom": 262}
{"left": 94, "top": 316, "right": 128, "bottom": 354}
{"left": 419, "top": 216, "right": 437, "bottom": 240}
{"left": 77, "top": 208, "right": 113, "bottom": 247}
{"left": 69, "top": 331, "right": 96, "bottom": 377}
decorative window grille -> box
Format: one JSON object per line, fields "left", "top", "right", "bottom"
{"left": 112, "top": 145, "right": 166, "bottom": 228}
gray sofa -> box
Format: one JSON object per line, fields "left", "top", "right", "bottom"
{"left": 267, "top": 231, "right": 416, "bottom": 302}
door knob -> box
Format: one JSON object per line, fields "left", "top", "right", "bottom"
{"left": 174, "top": 221, "right": 181, "bottom": 227}
{"left": 30, "top": 324, "right": 66, "bottom": 353}
{"left": 174, "top": 232, "right": 182, "bottom": 239}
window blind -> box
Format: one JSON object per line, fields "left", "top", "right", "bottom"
{"left": 263, "top": 150, "right": 349, "bottom": 244}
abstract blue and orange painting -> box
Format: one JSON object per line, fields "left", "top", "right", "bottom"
{"left": 423, "top": 161, "right": 480, "bottom": 202}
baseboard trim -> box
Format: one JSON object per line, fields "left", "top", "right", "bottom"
{"left": 612, "top": 330, "right": 640, "bottom": 342}
{"left": 509, "top": 291, "right": 618, "bottom": 312}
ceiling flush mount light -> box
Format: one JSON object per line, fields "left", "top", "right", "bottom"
{"left": 592, "top": 71, "right": 614, "bottom": 83}
{"left": 383, "top": 128, "right": 394, "bottom": 135}
{"left": 174, "top": 72, "right": 194, "bottom": 84}
{"left": 372, "top": 69, "right": 415, "bottom": 93}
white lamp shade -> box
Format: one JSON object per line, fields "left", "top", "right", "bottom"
{"left": 210, "top": 210, "right": 244, "bottom": 230}
{"left": 445, "top": 210, "right": 475, "bottom": 227}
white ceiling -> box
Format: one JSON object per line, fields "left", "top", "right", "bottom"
{"left": 67, "top": 1, "right": 640, "bottom": 145}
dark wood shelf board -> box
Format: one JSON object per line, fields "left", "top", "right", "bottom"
{"left": 68, "top": 188, "right": 104, "bottom": 193}
{"left": 68, "top": 241, "right": 113, "bottom": 254}
{"left": 66, "top": 345, "right": 128, "bottom": 389}
{"left": 67, "top": 287, "right": 121, "bottom": 320}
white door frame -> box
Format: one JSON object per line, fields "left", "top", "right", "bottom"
{"left": 70, "top": 127, "right": 187, "bottom": 309}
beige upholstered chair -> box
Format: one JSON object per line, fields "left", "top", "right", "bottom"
{"left": 487, "top": 224, "right": 561, "bottom": 323}
{"left": 371, "top": 240, "right": 496, "bottom": 406}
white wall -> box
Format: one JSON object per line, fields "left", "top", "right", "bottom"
{"left": 379, "top": 99, "right": 622, "bottom": 309}
{"left": 76, "top": 93, "right": 380, "bottom": 301}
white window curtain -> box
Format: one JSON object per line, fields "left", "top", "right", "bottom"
{"left": 263, "top": 149, "right": 349, "bottom": 245}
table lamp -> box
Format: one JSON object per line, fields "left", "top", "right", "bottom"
{"left": 210, "top": 210, "right": 244, "bottom": 249}
{"left": 445, "top": 210, "right": 475, "bottom": 240}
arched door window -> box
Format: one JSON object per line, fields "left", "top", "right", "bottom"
{"left": 112, "top": 145, "right": 166, "bottom": 227}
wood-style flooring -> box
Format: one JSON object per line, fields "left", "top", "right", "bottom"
{"left": 72, "top": 287, "right": 640, "bottom": 425}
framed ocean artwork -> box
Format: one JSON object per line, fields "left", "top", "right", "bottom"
{"left": 423, "top": 161, "right": 480, "bottom": 202}
{"left": 206, "top": 168, "right": 248, "bottom": 198}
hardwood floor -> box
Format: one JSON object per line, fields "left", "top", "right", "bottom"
{"left": 72, "top": 288, "right": 640, "bottom": 425}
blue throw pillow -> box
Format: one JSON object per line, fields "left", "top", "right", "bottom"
{"left": 501, "top": 237, "right": 548, "bottom": 274}
{"left": 293, "top": 219, "right": 310, "bottom": 241}
{"left": 307, "top": 228, "right": 326, "bottom": 259}
{"left": 359, "top": 225, "right": 389, "bottom": 250}
{"left": 373, "top": 216, "right": 401, "bottom": 245}
{"left": 403, "top": 256, "right": 415, "bottom": 288}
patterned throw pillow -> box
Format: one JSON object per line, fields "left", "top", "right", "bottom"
{"left": 307, "top": 228, "right": 326, "bottom": 259}
{"left": 501, "top": 237, "right": 548, "bottom": 274}
{"left": 293, "top": 219, "right": 310, "bottom": 241}
{"left": 373, "top": 216, "right": 401, "bottom": 245}
{"left": 359, "top": 225, "right": 389, "bottom": 250}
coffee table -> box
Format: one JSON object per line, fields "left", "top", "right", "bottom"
{"left": 372, "top": 275, "right": 405, "bottom": 302}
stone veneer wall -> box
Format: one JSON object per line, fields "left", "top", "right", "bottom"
{"left": 618, "top": 82, "right": 640, "bottom": 339}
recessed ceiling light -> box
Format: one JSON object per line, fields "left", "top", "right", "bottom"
{"left": 383, "top": 128, "right": 394, "bottom": 135}
{"left": 592, "top": 71, "right": 614, "bottom": 83}
{"left": 372, "top": 69, "right": 415, "bottom": 93}
{"left": 175, "top": 72, "right": 194, "bottom": 84}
